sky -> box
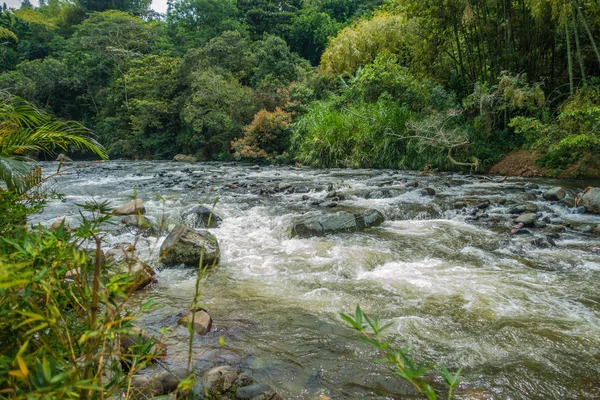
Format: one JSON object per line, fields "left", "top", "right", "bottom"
{"left": 4, "top": 0, "right": 170, "bottom": 13}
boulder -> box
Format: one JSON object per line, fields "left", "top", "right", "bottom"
{"left": 509, "top": 203, "right": 538, "bottom": 214}
{"left": 173, "top": 154, "right": 198, "bottom": 163}
{"left": 178, "top": 308, "right": 212, "bottom": 335}
{"left": 291, "top": 209, "right": 384, "bottom": 238}
{"left": 420, "top": 187, "right": 436, "bottom": 196}
{"left": 160, "top": 224, "right": 220, "bottom": 267}
{"left": 157, "top": 371, "right": 180, "bottom": 393}
{"left": 182, "top": 205, "right": 222, "bottom": 229}
{"left": 514, "top": 213, "right": 537, "bottom": 227}
{"left": 543, "top": 187, "right": 566, "bottom": 201}
{"left": 118, "top": 256, "right": 156, "bottom": 291}
{"left": 582, "top": 188, "right": 600, "bottom": 214}
{"left": 130, "top": 375, "right": 164, "bottom": 398}
{"left": 201, "top": 365, "right": 239, "bottom": 393}
{"left": 56, "top": 153, "right": 73, "bottom": 162}
{"left": 120, "top": 327, "right": 167, "bottom": 363}
{"left": 113, "top": 198, "right": 145, "bottom": 215}
{"left": 121, "top": 215, "right": 159, "bottom": 236}
{"left": 595, "top": 225, "right": 600, "bottom": 235}
{"left": 49, "top": 218, "right": 72, "bottom": 231}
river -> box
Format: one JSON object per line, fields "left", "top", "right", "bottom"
{"left": 33, "top": 160, "right": 600, "bottom": 399}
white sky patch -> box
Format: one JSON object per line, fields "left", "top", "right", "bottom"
{"left": 4, "top": 0, "right": 169, "bottom": 14}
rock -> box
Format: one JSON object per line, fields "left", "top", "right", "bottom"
{"left": 531, "top": 237, "right": 556, "bottom": 248}
{"left": 116, "top": 256, "right": 156, "bottom": 291}
{"left": 160, "top": 224, "right": 220, "bottom": 267}
{"left": 49, "top": 218, "right": 72, "bottom": 231}
{"left": 158, "top": 371, "right": 180, "bottom": 393}
{"left": 182, "top": 205, "right": 222, "bottom": 228}
{"left": 543, "top": 187, "right": 566, "bottom": 201}
{"left": 595, "top": 225, "right": 600, "bottom": 235}
{"left": 173, "top": 154, "right": 198, "bottom": 163}
{"left": 120, "top": 327, "right": 167, "bottom": 364}
{"left": 56, "top": 153, "right": 73, "bottom": 162}
{"left": 121, "top": 215, "right": 159, "bottom": 236}
{"left": 420, "top": 188, "right": 436, "bottom": 196}
{"left": 524, "top": 183, "right": 539, "bottom": 191}
{"left": 113, "top": 198, "right": 145, "bottom": 215}
{"left": 130, "top": 374, "right": 164, "bottom": 398}
{"left": 582, "top": 188, "right": 600, "bottom": 214}
{"left": 573, "top": 224, "right": 596, "bottom": 233}
{"left": 453, "top": 201, "right": 467, "bottom": 209}
{"left": 405, "top": 181, "right": 419, "bottom": 188}
{"left": 295, "top": 186, "right": 310, "bottom": 194}
{"left": 278, "top": 182, "right": 292, "bottom": 191}
{"left": 509, "top": 203, "right": 538, "bottom": 214}
{"left": 201, "top": 365, "right": 239, "bottom": 393}
{"left": 476, "top": 200, "right": 490, "bottom": 209}
{"left": 514, "top": 213, "right": 537, "bottom": 227}
{"left": 290, "top": 209, "right": 385, "bottom": 238}
{"left": 178, "top": 309, "right": 212, "bottom": 335}
{"left": 235, "top": 383, "right": 274, "bottom": 400}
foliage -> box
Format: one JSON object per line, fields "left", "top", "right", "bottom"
{"left": 341, "top": 305, "right": 463, "bottom": 400}
{"left": 232, "top": 107, "right": 292, "bottom": 162}
{"left": 320, "top": 12, "right": 411, "bottom": 77}
{"left": 0, "top": 91, "right": 106, "bottom": 193}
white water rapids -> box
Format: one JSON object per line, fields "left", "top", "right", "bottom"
{"left": 32, "top": 161, "right": 600, "bottom": 399}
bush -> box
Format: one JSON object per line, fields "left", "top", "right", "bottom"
{"left": 231, "top": 107, "right": 292, "bottom": 163}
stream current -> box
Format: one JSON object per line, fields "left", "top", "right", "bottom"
{"left": 33, "top": 161, "right": 600, "bottom": 399}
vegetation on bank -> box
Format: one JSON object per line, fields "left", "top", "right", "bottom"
{"left": 0, "top": 1, "right": 599, "bottom": 175}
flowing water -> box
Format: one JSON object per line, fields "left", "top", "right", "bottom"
{"left": 33, "top": 161, "right": 600, "bottom": 399}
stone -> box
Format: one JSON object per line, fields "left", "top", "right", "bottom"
{"left": 158, "top": 371, "right": 180, "bottom": 393}
{"left": 235, "top": 383, "right": 274, "bottom": 400}
{"left": 173, "top": 154, "right": 198, "bottom": 163}
{"left": 595, "top": 225, "right": 600, "bottom": 235}
{"left": 130, "top": 374, "right": 163, "bottom": 398}
{"left": 121, "top": 215, "right": 159, "bottom": 236}
{"left": 543, "top": 187, "right": 566, "bottom": 201}
{"left": 113, "top": 198, "right": 145, "bottom": 216}
{"left": 295, "top": 186, "right": 310, "bottom": 194}
{"left": 116, "top": 256, "right": 156, "bottom": 291}
{"left": 573, "top": 224, "right": 596, "bottom": 233}
{"left": 182, "top": 205, "right": 222, "bottom": 229}
{"left": 120, "top": 327, "right": 167, "bottom": 363}
{"left": 524, "top": 183, "right": 539, "bottom": 191}
{"left": 178, "top": 309, "right": 212, "bottom": 335}
{"left": 453, "top": 201, "right": 467, "bottom": 209}
{"left": 56, "top": 153, "right": 73, "bottom": 162}
{"left": 49, "top": 218, "right": 72, "bottom": 231}
{"left": 160, "top": 224, "right": 220, "bottom": 267}
{"left": 201, "top": 365, "right": 239, "bottom": 394}
{"left": 509, "top": 202, "right": 538, "bottom": 214}
{"left": 514, "top": 213, "right": 537, "bottom": 227}
{"left": 475, "top": 200, "right": 490, "bottom": 209}
{"left": 405, "top": 181, "right": 419, "bottom": 188}
{"left": 582, "top": 187, "right": 600, "bottom": 214}
{"left": 420, "top": 188, "right": 436, "bottom": 196}
{"left": 290, "top": 209, "right": 385, "bottom": 238}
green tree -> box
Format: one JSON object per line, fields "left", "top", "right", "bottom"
{"left": 288, "top": 7, "right": 339, "bottom": 65}
{"left": 181, "top": 69, "right": 255, "bottom": 159}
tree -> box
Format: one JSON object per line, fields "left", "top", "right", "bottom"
{"left": 288, "top": 8, "right": 339, "bottom": 65}
{"left": 181, "top": 69, "right": 255, "bottom": 159}
{"left": 79, "top": 0, "right": 151, "bottom": 15}
{"left": 252, "top": 34, "right": 304, "bottom": 86}
{"left": 237, "top": 0, "right": 302, "bottom": 39}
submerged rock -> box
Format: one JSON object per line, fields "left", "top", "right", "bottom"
{"left": 509, "top": 202, "right": 538, "bottom": 214}
{"left": 235, "top": 383, "right": 275, "bottom": 399}
{"left": 543, "top": 187, "right": 566, "bottom": 201}
{"left": 290, "top": 209, "right": 384, "bottom": 238}
{"left": 113, "top": 198, "right": 145, "bottom": 215}
{"left": 582, "top": 187, "right": 600, "bottom": 214}
{"left": 201, "top": 365, "right": 239, "bottom": 393}
{"left": 160, "top": 224, "right": 220, "bottom": 267}
{"left": 182, "top": 205, "right": 222, "bottom": 228}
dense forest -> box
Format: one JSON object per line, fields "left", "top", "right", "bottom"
{"left": 1, "top": 0, "right": 599, "bottom": 176}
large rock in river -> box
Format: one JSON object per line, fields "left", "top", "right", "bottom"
{"left": 543, "top": 187, "right": 566, "bottom": 201}
{"left": 112, "top": 198, "right": 145, "bottom": 215}
{"left": 173, "top": 154, "right": 197, "bottom": 162}
{"left": 582, "top": 187, "right": 600, "bottom": 214}
{"left": 291, "top": 209, "right": 384, "bottom": 238}
{"left": 160, "top": 224, "right": 220, "bottom": 267}
{"left": 182, "top": 205, "right": 222, "bottom": 228}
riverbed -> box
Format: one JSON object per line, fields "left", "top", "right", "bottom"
{"left": 33, "top": 161, "right": 600, "bottom": 399}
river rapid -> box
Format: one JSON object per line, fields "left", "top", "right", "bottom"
{"left": 33, "top": 161, "right": 600, "bottom": 399}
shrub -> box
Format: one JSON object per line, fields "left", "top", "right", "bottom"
{"left": 231, "top": 107, "right": 292, "bottom": 163}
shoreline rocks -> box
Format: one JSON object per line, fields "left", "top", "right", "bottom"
{"left": 582, "top": 187, "right": 600, "bottom": 214}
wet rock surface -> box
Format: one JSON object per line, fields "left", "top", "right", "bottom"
{"left": 160, "top": 224, "right": 220, "bottom": 267}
